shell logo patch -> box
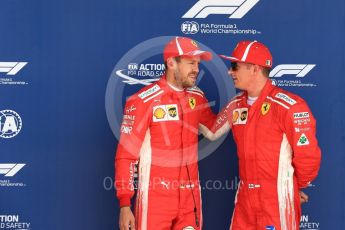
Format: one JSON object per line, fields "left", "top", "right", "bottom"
{"left": 261, "top": 102, "right": 271, "bottom": 115}
{"left": 153, "top": 107, "right": 166, "bottom": 119}
{"left": 232, "top": 111, "right": 239, "bottom": 123}
{"left": 189, "top": 97, "right": 196, "bottom": 109}
{"left": 232, "top": 108, "right": 248, "bottom": 125}
{"left": 153, "top": 104, "right": 179, "bottom": 122}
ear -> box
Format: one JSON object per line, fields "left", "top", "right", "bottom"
{"left": 252, "top": 65, "right": 262, "bottom": 76}
{"left": 166, "top": 57, "right": 177, "bottom": 69}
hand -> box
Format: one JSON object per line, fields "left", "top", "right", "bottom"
{"left": 119, "top": 206, "right": 136, "bottom": 230}
{"left": 299, "top": 190, "right": 309, "bottom": 204}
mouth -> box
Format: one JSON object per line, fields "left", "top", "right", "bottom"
{"left": 188, "top": 74, "right": 198, "bottom": 81}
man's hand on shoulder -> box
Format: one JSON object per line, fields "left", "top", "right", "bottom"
{"left": 119, "top": 206, "right": 135, "bottom": 230}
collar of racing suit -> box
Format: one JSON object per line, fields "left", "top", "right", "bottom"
{"left": 243, "top": 79, "right": 275, "bottom": 108}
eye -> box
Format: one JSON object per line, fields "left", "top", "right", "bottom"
{"left": 231, "top": 62, "right": 238, "bottom": 71}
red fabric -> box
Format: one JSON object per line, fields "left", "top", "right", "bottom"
{"left": 223, "top": 81, "right": 321, "bottom": 230}
{"left": 115, "top": 76, "right": 216, "bottom": 229}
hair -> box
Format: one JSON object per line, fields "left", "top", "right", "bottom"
{"left": 262, "top": 67, "right": 271, "bottom": 77}
{"left": 164, "top": 56, "right": 181, "bottom": 71}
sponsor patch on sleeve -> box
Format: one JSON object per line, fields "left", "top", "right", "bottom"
{"left": 297, "top": 133, "right": 310, "bottom": 146}
{"left": 120, "top": 114, "right": 136, "bottom": 135}
{"left": 275, "top": 92, "right": 297, "bottom": 105}
{"left": 293, "top": 112, "right": 309, "bottom": 119}
{"left": 121, "top": 125, "right": 133, "bottom": 135}
{"left": 294, "top": 118, "right": 311, "bottom": 126}
{"left": 125, "top": 105, "right": 137, "bottom": 114}
{"left": 294, "top": 127, "right": 311, "bottom": 133}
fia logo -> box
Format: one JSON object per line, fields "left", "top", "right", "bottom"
{"left": 181, "top": 21, "right": 199, "bottom": 34}
{"left": 128, "top": 63, "right": 138, "bottom": 71}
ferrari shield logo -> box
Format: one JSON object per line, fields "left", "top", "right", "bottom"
{"left": 261, "top": 102, "right": 271, "bottom": 115}
{"left": 189, "top": 97, "right": 196, "bottom": 109}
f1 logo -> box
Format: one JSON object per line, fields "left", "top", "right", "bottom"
{"left": 182, "top": 0, "right": 260, "bottom": 19}
{"left": 0, "top": 62, "right": 28, "bottom": 75}
{"left": 269, "top": 64, "right": 316, "bottom": 78}
{"left": 0, "top": 164, "right": 25, "bottom": 177}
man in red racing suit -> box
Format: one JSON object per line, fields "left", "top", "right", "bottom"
{"left": 215, "top": 40, "right": 322, "bottom": 230}
{"left": 115, "top": 37, "right": 218, "bottom": 230}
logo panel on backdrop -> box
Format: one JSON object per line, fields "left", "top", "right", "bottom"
{"left": 270, "top": 64, "right": 317, "bottom": 87}
{"left": 182, "top": 0, "right": 260, "bottom": 19}
{"left": 181, "top": 0, "right": 261, "bottom": 35}
{"left": 0, "top": 163, "right": 27, "bottom": 188}
{"left": 0, "top": 110, "right": 23, "bottom": 139}
{"left": 0, "top": 164, "right": 25, "bottom": 177}
{"left": 0, "top": 62, "right": 29, "bottom": 85}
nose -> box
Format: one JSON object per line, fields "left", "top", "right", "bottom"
{"left": 228, "top": 68, "right": 233, "bottom": 76}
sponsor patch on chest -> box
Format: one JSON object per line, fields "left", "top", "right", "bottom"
{"left": 152, "top": 104, "right": 179, "bottom": 122}
{"left": 138, "top": 85, "right": 161, "bottom": 99}
{"left": 232, "top": 108, "right": 248, "bottom": 125}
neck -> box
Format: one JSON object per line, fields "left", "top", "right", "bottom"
{"left": 166, "top": 70, "right": 184, "bottom": 90}
{"left": 247, "top": 77, "right": 268, "bottom": 97}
